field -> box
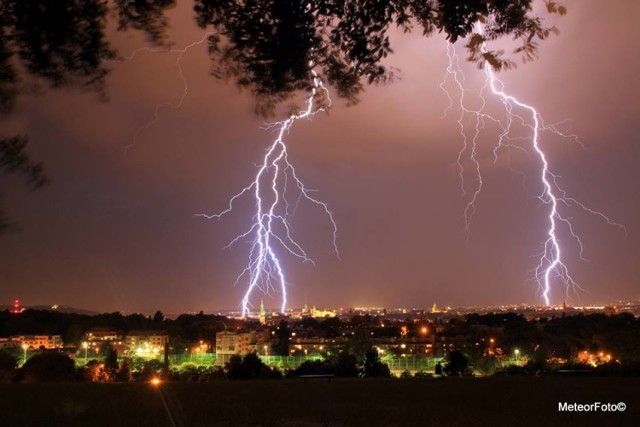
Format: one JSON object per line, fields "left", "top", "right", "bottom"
{"left": 0, "top": 377, "right": 638, "bottom": 427}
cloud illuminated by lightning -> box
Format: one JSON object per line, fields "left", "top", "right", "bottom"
{"left": 197, "top": 68, "right": 338, "bottom": 317}
{"left": 440, "top": 26, "right": 625, "bottom": 305}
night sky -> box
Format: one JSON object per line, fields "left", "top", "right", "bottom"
{"left": 1, "top": 1, "right": 639, "bottom": 314}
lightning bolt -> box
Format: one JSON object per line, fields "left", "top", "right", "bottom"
{"left": 197, "top": 68, "right": 338, "bottom": 317}
{"left": 440, "top": 27, "right": 625, "bottom": 305}
{"left": 115, "top": 34, "right": 337, "bottom": 317}
{"left": 111, "top": 32, "right": 214, "bottom": 148}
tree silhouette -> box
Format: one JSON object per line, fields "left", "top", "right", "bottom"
{"left": 273, "top": 320, "right": 291, "bottom": 356}
{"left": 103, "top": 345, "right": 119, "bottom": 380}
{"left": 116, "top": 357, "right": 134, "bottom": 382}
{"left": 444, "top": 350, "right": 470, "bottom": 376}
{"left": 115, "top": 0, "right": 177, "bottom": 46}
{"left": 225, "top": 352, "right": 277, "bottom": 379}
{"left": 194, "top": 0, "right": 566, "bottom": 115}
{"left": 0, "top": 135, "right": 48, "bottom": 232}
{"left": 362, "top": 347, "right": 391, "bottom": 377}
{"left": 19, "top": 352, "right": 76, "bottom": 382}
{"left": 0, "top": 350, "right": 18, "bottom": 381}
{"left": 140, "top": 358, "right": 163, "bottom": 380}
{"left": 152, "top": 310, "right": 165, "bottom": 323}
{"left": 332, "top": 352, "right": 358, "bottom": 377}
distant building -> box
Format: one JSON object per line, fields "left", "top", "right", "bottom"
{"left": 298, "top": 304, "right": 336, "bottom": 319}
{"left": 431, "top": 304, "right": 449, "bottom": 314}
{"left": 289, "top": 337, "right": 347, "bottom": 355}
{"left": 85, "top": 329, "right": 123, "bottom": 342}
{"left": 215, "top": 330, "right": 269, "bottom": 365}
{"left": 10, "top": 335, "right": 63, "bottom": 350}
{"left": 125, "top": 331, "right": 168, "bottom": 356}
{"left": 0, "top": 338, "right": 20, "bottom": 350}
{"left": 259, "top": 300, "right": 266, "bottom": 325}
{"left": 84, "top": 328, "right": 125, "bottom": 355}
{"left": 215, "top": 331, "right": 239, "bottom": 355}
{"left": 309, "top": 306, "right": 336, "bottom": 318}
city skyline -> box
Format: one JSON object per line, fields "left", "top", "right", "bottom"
{"left": 1, "top": 1, "right": 639, "bottom": 313}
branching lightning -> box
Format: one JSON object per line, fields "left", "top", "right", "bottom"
{"left": 117, "top": 34, "right": 337, "bottom": 317}
{"left": 440, "top": 27, "right": 625, "bottom": 305}
{"left": 113, "top": 32, "right": 214, "bottom": 148}
{"left": 197, "top": 68, "right": 338, "bottom": 317}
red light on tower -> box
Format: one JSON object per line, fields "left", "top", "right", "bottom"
{"left": 13, "top": 299, "right": 20, "bottom": 314}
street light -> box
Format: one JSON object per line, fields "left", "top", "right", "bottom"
{"left": 21, "top": 343, "right": 28, "bottom": 365}
{"left": 514, "top": 349, "right": 520, "bottom": 365}
{"left": 82, "top": 342, "right": 89, "bottom": 364}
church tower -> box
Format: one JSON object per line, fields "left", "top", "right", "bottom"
{"left": 259, "top": 299, "right": 266, "bottom": 325}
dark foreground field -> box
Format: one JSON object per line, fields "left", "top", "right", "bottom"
{"left": 0, "top": 377, "right": 638, "bottom": 427}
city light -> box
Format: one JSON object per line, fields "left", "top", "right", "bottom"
{"left": 578, "top": 350, "right": 614, "bottom": 367}
{"left": 82, "top": 341, "right": 89, "bottom": 364}
{"left": 150, "top": 377, "right": 162, "bottom": 387}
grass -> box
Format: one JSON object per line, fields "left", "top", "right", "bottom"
{"left": 0, "top": 376, "right": 638, "bottom": 426}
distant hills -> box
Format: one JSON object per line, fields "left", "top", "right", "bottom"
{"left": 0, "top": 305, "right": 100, "bottom": 316}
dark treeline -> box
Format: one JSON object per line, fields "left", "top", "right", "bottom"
{"left": 453, "top": 312, "right": 640, "bottom": 365}
{"left": 2, "top": 309, "right": 640, "bottom": 383}
{"left": 3, "top": 309, "right": 640, "bottom": 366}
{"left": 0, "top": 309, "right": 245, "bottom": 350}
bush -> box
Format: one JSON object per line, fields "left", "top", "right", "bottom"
{"left": 294, "top": 360, "right": 332, "bottom": 376}
{"left": 362, "top": 348, "right": 391, "bottom": 378}
{"left": 139, "top": 359, "right": 163, "bottom": 381}
{"left": 116, "top": 358, "right": 133, "bottom": 382}
{"left": 0, "top": 351, "right": 18, "bottom": 382}
{"left": 83, "top": 360, "right": 107, "bottom": 382}
{"left": 413, "top": 371, "right": 433, "bottom": 379}
{"left": 332, "top": 353, "right": 359, "bottom": 377}
{"left": 19, "top": 352, "right": 76, "bottom": 382}
{"left": 494, "top": 365, "right": 529, "bottom": 376}
{"left": 443, "top": 351, "right": 471, "bottom": 377}
{"left": 226, "top": 353, "right": 281, "bottom": 380}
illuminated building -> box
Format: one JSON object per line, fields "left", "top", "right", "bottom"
{"left": 309, "top": 306, "right": 337, "bottom": 318}
{"left": 85, "top": 328, "right": 125, "bottom": 354}
{"left": 215, "top": 331, "right": 239, "bottom": 355}
{"left": 289, "top": 337, "right": 347, "bottom": 355}
{"left": 0, "top": 338, "right": 20, "bottom": 350}
{"left": 10, "top": 335, "right": 63, "bottom": 350}
{"left": 259, "top": 299, "right": 266, "bottom": 325}
{"left": 215, "top": 330, "right": 269, "bottom": 364}
{"left": 125, "top": 331, "right": 168, "bottom": 356}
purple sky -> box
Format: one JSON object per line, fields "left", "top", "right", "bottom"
{"left": 1, "top": 1, "right": 639, "bottom": 313}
